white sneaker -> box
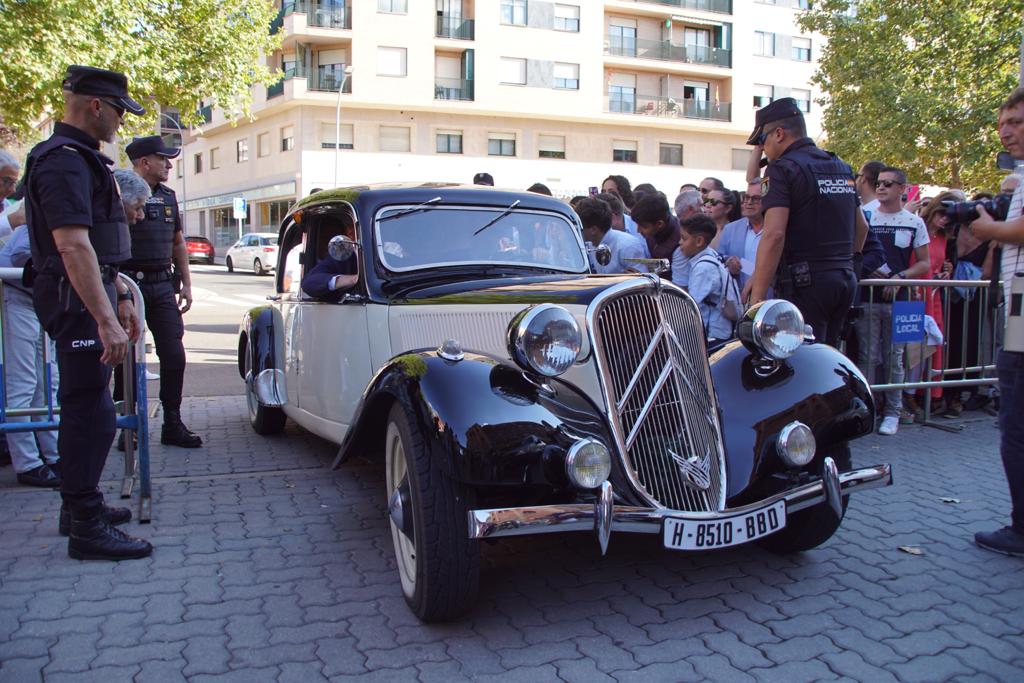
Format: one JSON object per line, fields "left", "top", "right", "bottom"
{"left": 878, "top": 416, "right": 899, "bottom": 435}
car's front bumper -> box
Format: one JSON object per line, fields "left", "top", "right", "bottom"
{"left": 467, "top": 459, "right": 892, "bottom": 554}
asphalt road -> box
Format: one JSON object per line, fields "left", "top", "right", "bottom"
{"left": 163, "top": 263, "right": 277, "bottom": 398}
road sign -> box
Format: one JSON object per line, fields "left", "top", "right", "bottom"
{"left": 232, "top": 197, "right": 247, "bottom": 220}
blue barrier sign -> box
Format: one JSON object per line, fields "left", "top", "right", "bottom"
{"left": 892, "top": 301, "right": 926, "bottom": 343}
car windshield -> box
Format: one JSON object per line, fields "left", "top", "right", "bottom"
{"left": 375, "top": 205, "right": 587, "bottom": 273}
{"left": 260, "top": 236, "right": 279, "bottom": 246}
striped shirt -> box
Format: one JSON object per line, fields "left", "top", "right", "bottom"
{"left": 1002, "top": 181, "right": 1024, "bottom": 312}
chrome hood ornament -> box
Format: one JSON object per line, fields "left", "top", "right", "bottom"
{"left": 668, "top": 445, "right": 713, "bottom": 491}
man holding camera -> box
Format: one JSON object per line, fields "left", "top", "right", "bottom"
{"left": 969, "top": 86, "right": 1024, "bottom": 557}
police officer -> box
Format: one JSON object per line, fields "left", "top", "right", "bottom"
{"left": 744, "top": 98, "right": 868, "bottom": 347}
{"left": 25, "top": 65, "right": 151, "bottom": 560}
{"left": 115, "top": 135, "right": 202, "bottom": 448}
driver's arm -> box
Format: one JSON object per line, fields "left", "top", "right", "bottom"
{"left": 301, "top": 255, "right": 358, "bottom": 300}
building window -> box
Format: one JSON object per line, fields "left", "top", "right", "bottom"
{"left": 608, "top": 20, "right": 638, "bottom": 58}
{"left": 754, "top": 31, "right": 775, "bottom": 57}
{"left": 553, "top": 62, "right": 579, "bottom": 90}
{"left": 260, "top": 200, "right": 291, "bottom": 229}
{"left": 258, "top": 132, "right": 271, "bottom": 158}
{"left": 796, "top": 0, "right": 810, "bottom": 9}
{"left": 379, "top": 125, "right": 411, "bottom": 152}
{"left": 753, "top": 84, "right": 774, "bottom": 108}
{"left": 792, "top": 88, "right": 812, "bottom": 113}
{"left": 193, "top": 153, "right": 202, "bottom": 174}
{"left": 792, "top": 37, "right": 812, "bottom": 62}
{"left": 436, "top": 131, "right": 463, "bottom": 154}
{"left": 538, "top": 134, "right": 566, "bottom": 159}
{"left": 281, "top": 125, "right": 295, "bottom": 152}
{"left": 612, "top": 140, "right": 638, "bottom": 163}
{"left": 488, "top": 133, "right": 516, "bottom": 157}
{"left": 659, "top": 143, "right": 683, "bottom": 166}
{"left": 554, "top": 4, "right": 580, "bottom": 32}
{"left": 500, "top": 0, "right": 527, "bottom": 26}
{"left": 236, "top": 139, "right": 249, "bottom": 163}
{"left": 176, "top": 159, "right": 183, "bottom": 178}
{"left": 377, "top": 46, "right": 408, "bottom": 77}
{"left": 608, "top": 85, "right": 636, "bottom": 113}
{"left": 321, "top": 122, "right": 354, "bottom": 149}
{"left": 377, "top": 0, "right": 407, "bottom": 13}
{"left": 732, "top": 149, "right": 750, "bottom": 171}
{"left": 500, "top": 57, "right": 527, "bottom": 85}
{"left": 210, "top": 147, "right": 220, "bottom": 170}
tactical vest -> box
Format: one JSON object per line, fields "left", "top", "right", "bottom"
{"left": 25, "top": 134, "right": 131, "bottom": 274}
{"left": 780, "top": 142, "right": 858, "bottom": 268}
{"left": 123, "top": 184, "right": 177, "bottom": 270}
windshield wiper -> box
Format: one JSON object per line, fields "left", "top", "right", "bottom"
{"left": 378, "top": 196, "right": 442, "bottom": 222}
{"left": 472, "top": 200, "right": 520, "bottom": 235}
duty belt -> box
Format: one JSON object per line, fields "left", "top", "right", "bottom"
{"left": 129, "top": 268, "right": 173, "bottom": 283}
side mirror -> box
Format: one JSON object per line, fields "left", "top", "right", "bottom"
{"left": 328, "top": 234, "right": 360, "bottom": 262}
{"left": 594, "top": 244, "right": 612, "bottom": 266}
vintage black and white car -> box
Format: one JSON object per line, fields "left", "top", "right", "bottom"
{"left": 238, "top": 184, "right": 892, "bottom": 622}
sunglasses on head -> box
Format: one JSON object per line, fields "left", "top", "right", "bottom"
{"left": 875, "top": 179, "right": 901, "bottom": 188}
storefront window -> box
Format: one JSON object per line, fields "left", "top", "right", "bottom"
{"left": 259, "top": 200, "right": 292, "bottom": 231}
{"left": 211, "top": 206, "right": 251, "bottom": 251}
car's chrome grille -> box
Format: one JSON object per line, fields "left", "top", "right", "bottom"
{"left": 592, "top": 286, "right": 726, "bottom": 511}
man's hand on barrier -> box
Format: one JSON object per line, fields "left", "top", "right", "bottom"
{"left": 882, "top": 285, "right": 899, "bottom": 302}
{"left": 99, "top": 318, "right": 130, "bottom": 366}
{"left": 118, "top": 299, "right": 140, "bottom": 343}
{"left": 177, "top": 284, "right": 193, "bottom": 314}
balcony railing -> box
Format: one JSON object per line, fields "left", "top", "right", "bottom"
{"left": 267, "top": 65, "right": 309, "bottom": 99}
{"left": 283, "top": 1, "right": 351, "bottom": 29}
{"left": 198, "top": 105, "right": 213, "bottom": 124}
{"left": 607, "top": 37, "right": 731, "bottom": 68}
{"left": 630, "top": 0, "right": 732, "bottom": 13}
{"left": 606, "top": 94, "right": 731, "bottom": 122}
{"left": 309, "top": 69, "right": 353, "bottom": 93}
{"left": 436, "top": 15, "right": 474, "bottom": 39}
{"left": 434, "top": 78, "right": 474, "bottom": 101}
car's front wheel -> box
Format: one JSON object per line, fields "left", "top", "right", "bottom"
{"left": 226, "top": 256, "right": 234, "bottom": 273}
{"left": 761, "top": 443, "right": 851, "bottom": 553}
{"left": 385, "top": 402, "right": 479, "bottom": 622}
{"left": 244, "top": 342, "right": 286, "bottom": 435}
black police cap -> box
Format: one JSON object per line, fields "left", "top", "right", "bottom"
{"left": 473, "top": 172, "right": 494, "bottom": 186}
{"left": 126, "top": 135, "right": 181, "bottom": 161}
{"left": 62, "top": 65, "right": 145, "bottom": 116}
{"left": 746, "top": 97, "right": 803, "bottom": 146}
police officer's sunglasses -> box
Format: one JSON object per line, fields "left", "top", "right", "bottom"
{"left": 97, "top": 98, "right": 126, "bottom": 118}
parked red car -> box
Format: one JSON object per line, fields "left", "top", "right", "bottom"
{"left": 185, "top": 235, "right": 215, "bottom": 265}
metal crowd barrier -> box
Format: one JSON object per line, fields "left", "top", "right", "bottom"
{"left": 0, "top": 268, "right": 152, "bottom": 520}
{"left": 853, "top": 277, "right": 1001, "bottom": 432}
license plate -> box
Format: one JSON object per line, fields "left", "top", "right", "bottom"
{"left": 662, "top": 500, "right": 786, "bottom": 550}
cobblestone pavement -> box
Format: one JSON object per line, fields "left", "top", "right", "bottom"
{"left": 1, "top": 398, "right": 1021, "bottom": 682}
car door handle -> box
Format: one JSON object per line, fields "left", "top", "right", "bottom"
{"left": 266, "top": 295, "right": 281, "bottom": 302}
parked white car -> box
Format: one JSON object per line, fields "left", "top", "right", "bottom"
{"left": 225, "top": 232, "right": 279, "bottom": 275}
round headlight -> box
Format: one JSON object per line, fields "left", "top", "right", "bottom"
{"left": 508, "top": 304, "right": 581, "bottom": 377}
{"left": 565, "top": 439, "right": 612, "bottom": 489}
{"left": 740, "top": 300, "right": 806, "bottom": 360}
{"left": 777, "top": 421, "right": 816, "bottom": 467}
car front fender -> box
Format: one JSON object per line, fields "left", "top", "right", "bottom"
{"left": 335, "top": 350, "right": 623, "bottom": 497}
{"left": 709, "top": 340, "right": 875, "bottom": 503}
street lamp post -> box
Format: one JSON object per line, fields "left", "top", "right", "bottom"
{"left": 334, "top": 65, "right": 354, "bottom": 188}
{"left": 158, "top": 112, "right": 187, "bottom": 234}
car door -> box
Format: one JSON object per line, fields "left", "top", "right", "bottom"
{"left": 293, "top": 204, "right": 373, "bottom": 442}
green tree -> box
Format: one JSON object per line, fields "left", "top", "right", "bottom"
{"left": 799, "top": 0, "right": 1021, "bottom": 191}
{"left": 0, "top": 0, "right": 281, "bottom": 144}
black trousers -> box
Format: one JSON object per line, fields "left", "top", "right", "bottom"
{"left": 781, "top": 268, "right": 857, "bottom": 348}
{"left": 32, "top": 273, "right": 118, "bottom": 517}
{"left": 113, "top": 279, "right": 185, "bottom": 411}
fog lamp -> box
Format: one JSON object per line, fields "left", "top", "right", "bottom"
{"left": 565, "top": 439, "right": 612, "bottom": 489}
{"left": 777, "top": 421, "right": 816, "bottom": 468}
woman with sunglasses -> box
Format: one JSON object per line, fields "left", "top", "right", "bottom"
{"left": 701, "top": 188, "right": 734, "bottom": 249}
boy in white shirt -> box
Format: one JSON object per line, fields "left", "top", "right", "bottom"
{"left": 678, "top": 214, "right": 733, "bottom": 342}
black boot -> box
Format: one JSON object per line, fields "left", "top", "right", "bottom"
{"left": 59, "top": 502, "right": 132, "bottom": 537}
{"left": 161, "top": 409, "right": 202, "bottom": 448}
{"left": 68, "top": 511, "right": 152, "bottom": 561}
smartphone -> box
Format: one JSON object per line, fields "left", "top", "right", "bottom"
{"left": 588, "top": 186, "right": 598, "bottom": 196}
{"left": 905, "top": 184, "right": 921, "bottom": 204}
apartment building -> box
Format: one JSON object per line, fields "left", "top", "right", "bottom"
{"left": 167, "top": 0, "right": 823, "bottom": 252}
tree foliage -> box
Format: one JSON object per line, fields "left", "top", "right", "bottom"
{"left": 799, "top": 0, "right": 1022, "bottom": 191}
{"left": 0, "top": 0, "right": 281, "bottom": 144}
